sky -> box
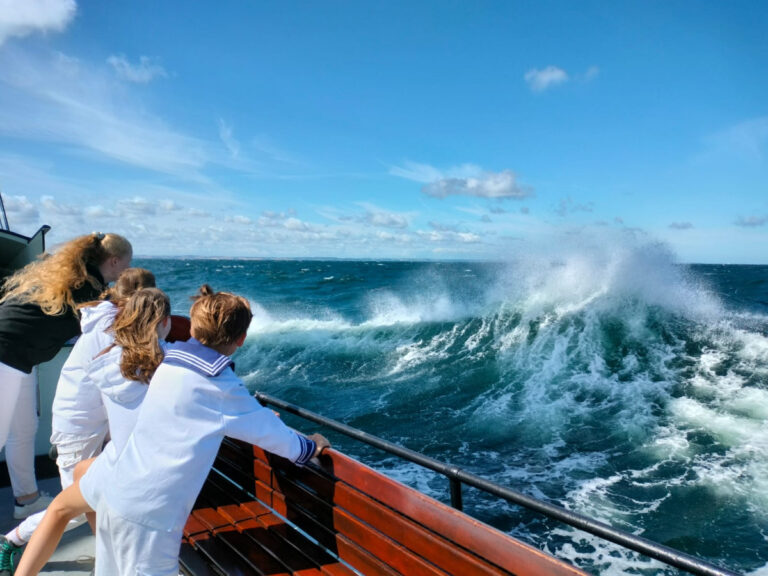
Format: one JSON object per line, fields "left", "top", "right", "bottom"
{"left": 0, "top": 0, "right": 766, "bottom": 263}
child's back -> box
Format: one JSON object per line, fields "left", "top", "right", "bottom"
{"left": 81, "top": 338, "right": 314, "bottom": 533}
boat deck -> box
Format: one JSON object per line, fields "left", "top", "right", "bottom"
{"left": 0, "top": 477, "right": 94, "bottom": 575}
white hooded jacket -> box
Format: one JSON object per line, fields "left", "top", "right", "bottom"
{"left": 82, "top": 344, "right": 149, "bottom": 458}
{"left": 51, "top": 301, "right": 117, "bottom": 437}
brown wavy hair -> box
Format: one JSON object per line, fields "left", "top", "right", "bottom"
{"left": 80, "top": 267, "right": 156, "bottom": 310}
{"left": 0, "top": 233, "right": 132, "bottom": 315}
{"left": 111, "top": 287, "right": 171, "bottom": 384}
{"left": 190, "top": 284, "right": 253, "bottom": 348}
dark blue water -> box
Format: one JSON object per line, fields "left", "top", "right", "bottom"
{"left": 137, "top": 245, "right": 768, "bottom": 576}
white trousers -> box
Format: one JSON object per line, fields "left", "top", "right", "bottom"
{"left": 14, "top": 430, "right": 107, "bottom": 542}
{"left": 0, "top": 362, "right": 39, "bottom": 498}
{"left": 94, "top": 500, "right": 181, "bottom": 576}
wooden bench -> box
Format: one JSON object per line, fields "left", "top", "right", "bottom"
{"left": 181, "top": 438, "right": 587, "bottom": 576}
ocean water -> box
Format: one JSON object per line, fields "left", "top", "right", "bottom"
{"left": 137, "top": 241, "right": 768, "bottom": 576}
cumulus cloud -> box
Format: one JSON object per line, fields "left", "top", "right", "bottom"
{"left": 364, "top": 211, "right": 408, "bottom": 229}
{"left": 2, "top": 194, "right": 39, "bottom": 223}
{"left": 417, "top": 230, "right": 481, "bottom": 244}
{"left": 117, "top": 196, "right": 157, "bottom": 216}
{"left": 336, "top": 204, "right": 411, "bottom": 230}
{"left": 735, "top": 215, "right": 767, "bottom": 227}
{"left": 107, "top": 54, "right": 167, "bottom": 84}
{"left": 41, "top": 195, "right": 81, "bottom": 216}
{"left": 85, "top": 205, "right": 117, "bottom": 218}
{"left": 257, "top": 211, "right": 312, "bottom": 231}
{"left": 524, "top": 66, "right": 569, "bottom": 92}
{"left": 0, "top": 0, "right": 76, "bottom": 47}
{"left": 422, "top": 170, "right": 531, "bottom": 200}
{"left": 669, "top": 221, "right": 693, "bottom": 230}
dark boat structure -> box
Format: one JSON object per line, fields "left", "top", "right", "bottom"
{"left": 0, "top": 193, "right": 744, "bottom": 575}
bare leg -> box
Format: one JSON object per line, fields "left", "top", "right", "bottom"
{"left": 14, "top": 481, "right": 92, "bottom": 576}
{"left": 73, "top": 459, "right": 97, "bottom": 533}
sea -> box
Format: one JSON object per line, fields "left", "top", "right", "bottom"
{"left": 137, "top": 239, "right": 768, "bottom": 576}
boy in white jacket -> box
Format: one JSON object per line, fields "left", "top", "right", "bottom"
{"left": 15, "top": 285, "right": 329, "bottom": 576}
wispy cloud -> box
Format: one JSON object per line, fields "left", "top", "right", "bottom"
{"left": 583, "top": 66, "right": 600, "bottom": 82}
{"left": 669, "top": 221, "right": 693, "bottom": 230}
{"left": 524, "top": 66, "right": 568, "bottom": 92}
{"left": 107, "top": 54, "right": 167, "bottom": 84}
{"left": 0, "top": 47, "right": 212, "bottom": 179}
{"left": 389, "top": 161, "right": 479, "bottom": 183}
{"left": 735, "top": 215, "right": 767, "bottom": 228}
{"left": 0, "top": 0, "right": 76, "bottom": 47}
{"left": 218, "top": 118, "right": 240, "bottom": 158}
{"left": 705, "top": 117, "right": 768, "bottom": 162}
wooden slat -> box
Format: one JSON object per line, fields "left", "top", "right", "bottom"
{"left": 325, "top": 450, "right": 586, "bottom": 576}
{"left": 334, "top": 534, "right": 400, "bottom": 576}
{"left": 334, "top": 481, "right": 506, "bottom": 576}
{"left": 270, "top": 468, "right": 448, "bottom": 576}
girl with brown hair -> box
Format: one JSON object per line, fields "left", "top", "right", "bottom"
{"left": 0, "top": 268, "right": 156, "bottom": 567}
{"left": 0, "top": 232, "right": 131, "bottom": 519}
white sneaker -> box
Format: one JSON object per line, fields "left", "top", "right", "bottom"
{"left": 13, "top": 493, "right": 53, "bottom": 519}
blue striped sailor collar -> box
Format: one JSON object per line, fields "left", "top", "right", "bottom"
{"left": 162, "top": 338, "right": 234, "bottom": 377}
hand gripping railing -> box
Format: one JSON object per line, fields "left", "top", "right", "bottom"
{"left": 255, "top": 392, "right": 741, "bottom": 576}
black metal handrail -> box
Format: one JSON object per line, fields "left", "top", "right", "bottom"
{"left": 255, "top": 392, "right": 741, "bottom": 576}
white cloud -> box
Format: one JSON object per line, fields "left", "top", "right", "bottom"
{"left": 0, "top": 47, "right": 212, "bottom": 179}
{"left": 423, "top": 170, "right": 531, "bottom": 200}
{"left": 417, "top": 230, "right": 481, "bottom": 244}
{"left": 85, "top": 205, "right": 117, "bottom": 218}
{"left": 0, "top": 0, "right": 76, "bottom": 47}
{"left": 107, "top": 54, "right": 167, "bottom": 84}
{"left": 117, "top": 196, "right": 157, "bottom": 215}
{"left": 706, "top": 117, "right": 768, "bottom": 161}
{"left": 389, "top": 161, "right": 481, "bottom": 183}
{"left": 2, "top": 194, "right": 39, "bottom": 223}
{"left": 41, "top": 194, "right": 81, "bottom": 216}
{"left": 524, "top": 66, "right": 568, "bottom": 92}
{"left": 583, "top": 66, "right": 600, "bottom": 81}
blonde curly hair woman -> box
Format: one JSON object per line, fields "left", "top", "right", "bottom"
{"left": 0, "top": 232, "right": 131, "bottom": 521}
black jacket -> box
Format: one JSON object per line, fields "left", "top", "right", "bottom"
{"left": 0, "top": 269, "right": 105, "bottom": 374}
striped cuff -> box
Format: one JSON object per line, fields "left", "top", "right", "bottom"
{"left": 295, "top": 435, "right": 317, "bottom": 466}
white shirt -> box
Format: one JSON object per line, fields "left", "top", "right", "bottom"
{"left": 51, "top": 302, "right": 116, "bottom": 436}
{"left": 84, "top": 345, "right": 149, "bottom": 458}
{"left": 80, "top": 339, "right": 315, "bottom": 533}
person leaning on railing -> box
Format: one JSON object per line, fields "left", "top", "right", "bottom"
{"left": 0, "top": 233, "right": 132, "bottom": 519}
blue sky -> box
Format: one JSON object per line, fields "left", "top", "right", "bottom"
{"left": 0, "top": 1, "right": 766, "bottom": 263}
